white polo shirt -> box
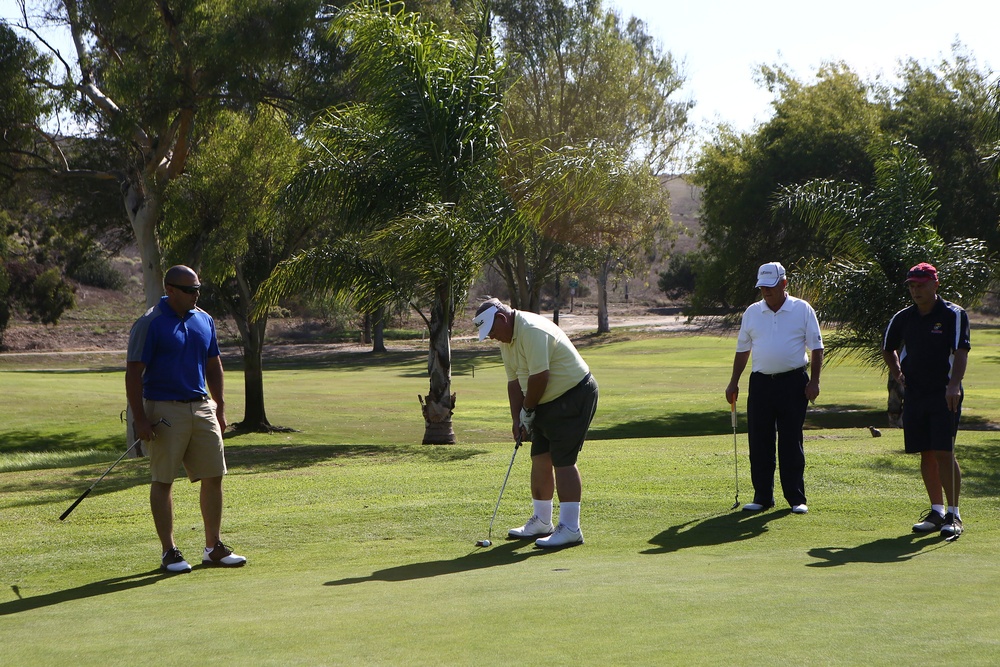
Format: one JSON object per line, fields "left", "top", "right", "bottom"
{"left": 736, "top": 295, "right": 823, "bottom": 374}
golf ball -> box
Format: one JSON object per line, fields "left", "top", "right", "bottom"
{"left": 478, "top": 539, "right": 491, "bottom": 547}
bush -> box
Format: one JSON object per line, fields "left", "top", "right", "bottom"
{"left": 69, "top": 253, "right": 126, "bottom": 290}
{"left": 657, "top": 251, "right": 705, "bottom": 301}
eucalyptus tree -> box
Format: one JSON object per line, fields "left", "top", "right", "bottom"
{"left": 4, "top": 0, "right": 321, "bottom": 306}
{"left": 493, "top": 0, "right": 690, "bottom": 323}
{"left": 693, "top": 63, "right": 882, "bottom": 312}
{"left": 257, "top": 1, "right": 514, "bottom": 444}
{"left": 775, "top": 140, "right": 994, "bottom": 415}
{"left": 881, "top": 47, "right": 1000, "bottom": 252}
{"left": 163, "top": 108, "right": 307, "bottom": 433}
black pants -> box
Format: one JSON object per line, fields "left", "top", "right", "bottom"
{"left": 747, "top": 368, "right": 809, "bottom": 507}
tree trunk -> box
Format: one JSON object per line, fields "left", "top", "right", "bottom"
{"left": 552, "top": 272, "right": 561, "bottom": 325}
{"left": 125, "top": 177, "right": 162, "bottom": 456}
{"left": 420, "top": 285, "right": 456, "bottom": 444}
{"left": 596, "top": 261, "right": 611, "bottom": 333}
{"left": 239, "top": 315, "right": 271, "bottom": 431}
{"left": 372, "top": 306, "right": 387, "bottom": 353}
{"left": 362, "top": 312, "right": 372, "bottom": 344}
{"left": 125, "top": 179, "right": 165, "bottom": 308}
{"left": 887, "top": 376, "right": 904, "bottom": 428}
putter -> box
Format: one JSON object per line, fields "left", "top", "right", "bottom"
{"left": 59, "top": 417, "right": 170, "bottom": 521}
{"left": 730, "top": 397, "right": 740, "bottom": 510}
{"left": 945, "top": 429, "right": 961, "bottom": 543}
{"left": 476, "top": 434, "right": 523, "bottom": 547}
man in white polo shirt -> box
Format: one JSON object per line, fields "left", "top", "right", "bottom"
{"left": 724, "top": 262, "right": 823, "bottom": 514}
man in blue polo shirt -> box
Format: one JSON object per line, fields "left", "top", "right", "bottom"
{"left": 883, "top": 262, "right": 969, "bottom": 539}
{"left": 126, "top": 265, "right": 246, "bottom": 573}
{"left": 725, "top": 262, "right": 824, "bottom": 514}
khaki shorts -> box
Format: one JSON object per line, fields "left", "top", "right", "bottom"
{"left": 144, "top": 399, "right": 227, "bottom": 483}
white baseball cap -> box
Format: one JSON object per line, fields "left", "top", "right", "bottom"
{"left": 473, "top": 304, "right": 498, "bottom": 341}
{"left": 755, "top": 262, "right": 786, "bottom": 288}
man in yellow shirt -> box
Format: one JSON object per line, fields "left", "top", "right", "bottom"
{"left": 474, "top": 298, "right": 599, "bottom": 548}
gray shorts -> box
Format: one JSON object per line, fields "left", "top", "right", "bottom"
{"left": 530, "top": 374, "right": 599, "bottom": 467}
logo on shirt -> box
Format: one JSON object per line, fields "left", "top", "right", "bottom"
{"left": 931, "top": 322, "right": 943, "bottom": 334}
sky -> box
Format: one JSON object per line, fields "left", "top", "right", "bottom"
{"left": 609, "top": 0, "right": 1000, "bottom": 134}
{"left": 4, "top": 0, "right": 998, "bottom": 136}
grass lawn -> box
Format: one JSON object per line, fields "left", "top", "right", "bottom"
{"left": 2, "top": 330, "right": 1000, "bottom": 665}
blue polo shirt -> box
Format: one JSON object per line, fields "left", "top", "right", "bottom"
{"left": 127, "top": 297, "right": 221, "bottom": 401}
{"left": 883, "top": 297, "right": 970, "bottom": 396}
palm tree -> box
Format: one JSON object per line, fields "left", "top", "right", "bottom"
{"left": 257, "top": 1, "right": 516, "bottom": 444}
{"left": 775, "top": 140, "right": 994, "bottom": 422}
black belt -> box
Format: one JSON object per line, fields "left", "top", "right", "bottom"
{"left": 172, "top": 395, "right": 208, "bottom": 403}
{"left": 752, "top": 366, "right": 805, "bottom": 378}
{"left": 574, "top": 372, "right": 593, "bottom": 389}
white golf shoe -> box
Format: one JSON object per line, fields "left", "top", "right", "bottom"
{"left": 161, "top": 546, "right": 192, "bottom": 573}
{"left": 508, "top": 514, "right": 555, "bottom": 539}
{"left": 535, "top": 523, "right": 583, "bottom": 548}
{"left": 202, "top": 541, "right": 247, "bottom": 567}
{"left": 791, "top": 504, "right": 808, "bottom": 514}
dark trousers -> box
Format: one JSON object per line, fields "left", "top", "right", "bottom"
{"left": 747, "top": 368, "right": 809, "bottom": 507}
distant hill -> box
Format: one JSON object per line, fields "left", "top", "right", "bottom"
{"left": 614, "top": 174, "right": 702, "bottom": 307}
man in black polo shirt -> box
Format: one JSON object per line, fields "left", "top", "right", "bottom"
{"left": 883, "top": 262, "right": 969, "bottom": 539}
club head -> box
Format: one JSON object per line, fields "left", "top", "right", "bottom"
{"left": 730, "top": 501, "right": 740, "bottom": 511}
{"left": 945, "top": 533, "right": 961, "bottom": 543}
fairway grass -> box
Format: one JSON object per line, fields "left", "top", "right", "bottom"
{"left": 3, "top": 333, "right": 1000, "bottom": 665}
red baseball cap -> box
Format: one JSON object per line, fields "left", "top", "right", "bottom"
{"left": 905, "top": 262, "right": 938, "bottom": 284}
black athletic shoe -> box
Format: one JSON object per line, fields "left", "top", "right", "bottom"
{"left": 912, "top": 509, "right": 946, "bottom": 533}
{"left": 941, "top": 513, "right": 963, "bottom": 539}
{"left": 161, "top": 546, "right": 192, "bottom": 573}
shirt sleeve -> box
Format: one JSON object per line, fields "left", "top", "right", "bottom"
{"left": 883, "top": 311, "right": 903, "bottom": 352}
{"left": 735, "top": 306, "right": 753, "bottom": 353}
{"left": 126, "top": 315, "right": 152, "bottom": 364}
{"left": 958, "top": 309, "right": 971, "bottom": 350}
{"left": 804, "top": 302, "right": 823, "bottom": 351}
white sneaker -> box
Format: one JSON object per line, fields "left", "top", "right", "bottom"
{"left": 535, "top": 523, "right": 583, "bottom": 548}
{"left": 791, "top": 504, "right": 808, "bottom": 514}
{"left": 508, "top": 514, "right": 554, "bottom": 539}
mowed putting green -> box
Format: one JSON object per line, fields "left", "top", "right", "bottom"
{"left": 2, "top": 331, "right": 1000, "bottom": 665}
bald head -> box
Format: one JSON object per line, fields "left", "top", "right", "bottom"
{"left": 164, "top": 265, "right": 198, "bottom": 287}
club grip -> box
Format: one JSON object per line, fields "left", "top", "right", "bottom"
{"left": 60, "top": 488, "right": 91, "bottom": 521}
{"left": 731, "top": 400, "right": 737, "bottom": 428}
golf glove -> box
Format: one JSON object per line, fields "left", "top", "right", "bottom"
{"left": 519, "top": 406, "right": 536, "bottom": 437}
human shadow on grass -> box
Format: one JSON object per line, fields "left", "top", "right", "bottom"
{"left": 806, "top": 533, "right": 949, "bottom": 567}
{"left": 642, "top": 509, "right": 790, "bottom": 554}
{"left": 324, "top": 539, "right": 554, "bottom": 586}
{"left": 0, "top": 569, "right": 172, "bottom": 616}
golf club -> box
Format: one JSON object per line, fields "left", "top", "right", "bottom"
{"left": 945, "top": 428, "right": 961, "bottom": 543}
{"left": 730, "top": 397, "right": 740, "bottom": 510}
{"left": 59, "top": 417, "right": 170, "bottom": 521}
{"left": 476, "top": 434, "right": 523, "bottom": 547}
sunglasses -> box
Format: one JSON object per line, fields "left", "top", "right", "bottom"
{"left": 167, "top": 282, "right": 201, "bottom": 295}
